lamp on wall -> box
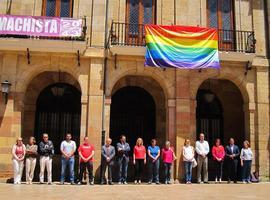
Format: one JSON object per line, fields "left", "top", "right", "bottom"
{"left": 203, "top": 79, "right": 215, "bottom": 103}
{"left": 1, "top": 80, "right": 12, "bottom": 104}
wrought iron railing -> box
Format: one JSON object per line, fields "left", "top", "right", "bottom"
{"left": 0, "top": 17, "right": 87, "bottom": 41}
{"left": 110, "top": 22, "right": 256, "bottom": 53}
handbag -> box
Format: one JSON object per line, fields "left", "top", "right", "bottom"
{"left": 192, "top": 158, "right": 197, "bottom": 168}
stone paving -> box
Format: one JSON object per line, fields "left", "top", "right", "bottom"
{"left": 0, "top": 182, "right": 269, "bottom": 200}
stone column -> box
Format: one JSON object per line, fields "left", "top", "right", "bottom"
{"left": 167, "top": 99, "right": 176, "bottom": 180}
{"left": 254, "top": 64, "right": 270, "bottom": 181}
{"left": 175, "top": 71, "right": 193, "bottom": 182}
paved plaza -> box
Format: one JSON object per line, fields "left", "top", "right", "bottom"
{"left": 0, "top": 182, "right": 269, "bottom": 200}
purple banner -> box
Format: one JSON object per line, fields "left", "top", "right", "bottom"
{"left": 0, "top": 14, "right": 83, "bottom": 37}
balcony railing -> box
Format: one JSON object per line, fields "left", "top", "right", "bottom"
{"left": 0, "top": 18, "right": 87, "bottom": 41}
{"left": 110, "top": 22, "right": 256, "bottom": 53}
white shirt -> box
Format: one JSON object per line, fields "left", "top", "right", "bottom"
{"left": 240, "top": 148, "right": 253, "bottom": 161}
{"left": 60, "top": 140, "right": 76, "bottom": 156}
{"left": 195, "top": 140, "right": 210, "bottom": 156}
{"left": 182, "top": 146, "right": 194, "bottom": 161}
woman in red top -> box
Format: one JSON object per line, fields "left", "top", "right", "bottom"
{"left": 133, "top": 138, "right": 146, "bottom": 184}
{"left": 212, "top": 138, "right": 225, "bottom": 183}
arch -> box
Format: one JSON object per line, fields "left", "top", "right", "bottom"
{"left": 190, "top": 71, "right": 250, "bottom": 104}
{"left": 22, "top": 71, "right": 82, "bottom": 141}
{"left": 16, "top": 64, "right": 81, "bottom": 94}
{"left": 107, "top": 67, "right": 174, "bottom": 99}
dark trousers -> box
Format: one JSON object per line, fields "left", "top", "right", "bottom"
{"left": 227, "top": 159, "right": 238, "bottom": 182}
{"left": 101, "top": 161, "right": 113, "bottom": 182}
{"left": 148, "top": 159, "right": 159, "bottom": 182}
{"left": 118, "top": 156, "right": 129, "bottom": 182}
{"left": 213, "top": 160, "right": 223, "bottom": 180}
{"left": 164, "top": 163, "right": 172, "bottom": 182}
{"left": 242, "top": 160, "right": 252, "bottom": 182}
{"left": 79, "top": 161, "right": 93, "bottom": 183}
{"left": 135, "top": 159, "right": 144, "bottom": 181}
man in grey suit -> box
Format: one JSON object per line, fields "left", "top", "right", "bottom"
{"left": 116, "top": 135, "right": 130, "bottom": 184}
{"left": 101, "top": 138, "right": 115, "bottom": 185}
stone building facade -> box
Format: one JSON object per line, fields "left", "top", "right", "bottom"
{"left": 0, "top": 0, "right": 269, "bottom": 181}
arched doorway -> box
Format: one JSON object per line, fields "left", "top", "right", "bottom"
{"left": 196, "top": 79, "right": 245, "bottom": 180}
{"left": 110, "top": 86, "right": 156, "bottom": 148}
{"left": 35, "top": 83, "right": 81, "bottom": 154}
{"left": 22, "top": 72, "right": 82, "bottom": 181}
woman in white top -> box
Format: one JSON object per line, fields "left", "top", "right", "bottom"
{"left": 182, "top": 139, "right": 195, "bottom": 184}
{"left": 12, "top": 137, "right": 26, "bottom": 184}
{"left": 240, "top": 140, "right": 253, "bottom": 183}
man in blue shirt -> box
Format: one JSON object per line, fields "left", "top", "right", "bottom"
{"left": 147, "top": 139, "right": 160, "bottom": 184}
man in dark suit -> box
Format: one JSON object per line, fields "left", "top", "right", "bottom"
{"left": 116, "top": 135, "right": 130, "bottom": 184}
{"left": 101, "top": 138, "right": 115, "bottom": 185}
{"left": 225, "top": 138, "right": 240, "bottom": 183}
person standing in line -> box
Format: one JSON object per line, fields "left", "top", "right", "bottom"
{"left": 225, "top": 138, "right": 240, "bottom": 183}
{"left": 182, "top": 139, "right": 195, "bottom": 184}
{"left": 77, "top": 136, "right": 95, "bottom": 185}
{"left": 195, "top": 133, "right": 210, "bottom": 184}
{"left": 60, "top": 133, "right": 77, "bottom": 185}
{"left": 162, "top": 141, "right": 177, "bottom": 184}
{"left": 147, "top": 139, "right": 160, "bottom": 184}
{"left": 240, "top": 140, "right": 253, "bottom": 184}
{"left": 101, "top": 138, "right": 115, "bottom": 185}
{"left": 12, "top": 137, "right": 26, "bottom": 184}
{"left": 116, "top": 135, "right": 130, "bottom": 184}
{"left": 133, "top": 138, "right": 146, "bottom": 184}
{"left": 39, "top": 133, "right": 54, "bottom": 184}
{"left": 25, "top": 136, "right": 38, "bottom": 184}
{"left": 212, "top": 138, "right": 225, "bottom": 183}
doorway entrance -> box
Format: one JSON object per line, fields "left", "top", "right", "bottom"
{"left": 34, "top": 83, "right": 81, "bottom": 154}
{"left": 110, "top": 86, "right": 156, "bottom": 148}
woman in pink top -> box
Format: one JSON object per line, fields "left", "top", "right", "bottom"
{"left": 12, "top": 137, "right": 26, "bottom": 184}
{"left": 212, "top": 138, "right": 225, "bottom": 183}
{"left": 162, "top": 141, "right": 177, "bottom": 184}
{"left": 133, "top": 138, "right": 146, "bottom": 184}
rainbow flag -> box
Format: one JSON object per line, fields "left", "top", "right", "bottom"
{"left": 144, "top": 25, "right": 220, "bottom": 69}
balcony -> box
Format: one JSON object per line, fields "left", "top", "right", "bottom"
{"left": 110, "top": 22, "right": 256, "bottom": 61}
{"left": 0, "top": 17, "right": 87, "bottom": 53}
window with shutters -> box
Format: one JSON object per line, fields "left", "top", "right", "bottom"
{"left": 126, "top": 0, "right": 155, "bottom": 34}
{"left": 42, "top": 0, "right": 73, "bottom": 17}
{"left": 207, "top": 0, "right": 234, "bottom": 46}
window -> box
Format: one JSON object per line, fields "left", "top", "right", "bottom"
{"left": 42, "top": 0, "right": 73, "bottom": 17}
{"left": 207, "top": 0, "right": 234, "bottom": 46}
{"left": 126, "top": 0, "right": 156, "bottom": 34}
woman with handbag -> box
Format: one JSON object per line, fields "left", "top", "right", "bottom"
{"left": 182, "top": 139, "right": 195, "bottom": 184}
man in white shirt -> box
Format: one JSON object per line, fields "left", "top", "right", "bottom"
{"left": 195, "top": 133, "right": 210, "bottom": 183}
{"left": 60, "top": 133, "right": 77, "bottom": 184}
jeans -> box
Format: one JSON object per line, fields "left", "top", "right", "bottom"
{"left": 12, "top": 159, "right": 24, "bottom": 184}
{"left": 227, "top": 159, "right": 238, "bottom": 182}
{"left": 135, "top": 159, "right": 144, "bottom": 181}
{"left": 39, "top": 156, "right": 52, "bottom": 183}
{"left": 184, "top": 161, "right": 192, "bottom": 182}
{"left": 164, "top": 163, "right": 172, "bottom": 182}
{"left": 79, "top": 161, "right": 94, "bottom": 183}
{"left": 60, "top": 156, "right": 75, "bottom": 183}
{"left": 101, "top": 161, "right": 114, "bottom": 182}
{"left": 25, "top": 157, "right": 36, "bottom": 183}
{"left": 118, "top": 156, "right": 129, "bottom": 182}
{"left": 213, "top": 160, "right": 223, "bottom": 180}
{"left": 148, "top": 159, "right": 159, "bottom": 182}
{"left": 242, "top": 160, "right": 252, "bottom": 182}
{"left": 197, "top": 155, "right": 208, "bottom": 182}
